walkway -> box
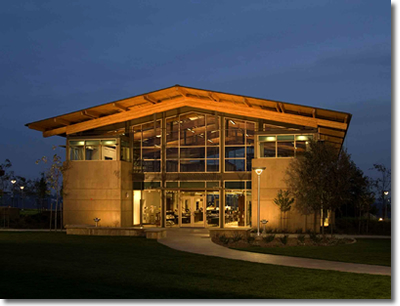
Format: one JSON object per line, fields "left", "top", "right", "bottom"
{"left": 158, "top": 228, "right": 391, "bottom": 276}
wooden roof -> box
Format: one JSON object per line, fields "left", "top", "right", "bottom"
{"left": 25, "top": 85, "right": 351, "bottom": 146}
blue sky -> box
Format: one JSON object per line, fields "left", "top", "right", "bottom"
{"left": 0, "top": 0, "right": 391, "bottom": 180}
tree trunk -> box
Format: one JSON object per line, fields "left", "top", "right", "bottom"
{"left": 49, "top": 200, "right": 53, "bottom": 231}
{"left": 280, "top": 211, "right": 283, "bottom": 232}
{"left": 321, "top": 208, "right": 325, "bottom": 238}
{"left": 55, "top": 196, "right": 58, "bottom": 232}
{"left": 330, "top": 211, "right": 334, "bottom": 236}
{"left": 313, "top": 212, "right": 317, "bottom": 233}
{"left": 358, "top": 209, "right": 362, "bottom": 234}
{"left": 305, "top": 214, "right": 307, "bottom": 233}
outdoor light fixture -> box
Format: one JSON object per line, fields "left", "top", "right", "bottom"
{"left": 20, "top": 186, "right": 24, "bottom": 190}
{"left": 384, "top": 191, "right": 389, "bottom": 196}
{"left": 11, "top": 179, "right": 16, "bottom": 185}
{"left": 253, "top": 167, "right": 266, "bottom": 236}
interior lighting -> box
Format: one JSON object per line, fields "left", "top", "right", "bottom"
{"left": 230, "top": 120, "right": 236, "bottom": 125}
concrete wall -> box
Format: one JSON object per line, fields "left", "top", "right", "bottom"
{"left": 63, "top": 161, "right": 133, "bottom": 227}
{"left": 251, "top": 158, "right": 319, "bottom": 232}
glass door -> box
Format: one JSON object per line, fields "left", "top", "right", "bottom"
{"left": 180, "top": 193, "right": 205, "bottom": 227}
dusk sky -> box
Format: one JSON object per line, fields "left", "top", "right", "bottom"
{"left": 0, "top": 0, "right": 391, "bottom": 181}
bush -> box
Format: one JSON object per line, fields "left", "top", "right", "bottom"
{"left": 295, "top": 228, "right": 303, "bottom": 234}
{"left": 247, "top": 236, "right": 255, "bottom": 244}
{"left": 218, "top": 234, "right": 230, "bottom": 244}
{"left": 263, "top": 234, "right": 275, "bottom": 243}
{"left": 309, "top": 232, "right": 322, "bottom": 244}
{"left": 279, "top": 235, "right": 289, "bottom": 245}
{"left": 297, "top": 234, "right": 305, "bottom": 243}
{"left": 231, "top": 232, "right": 243, "bottom": 243}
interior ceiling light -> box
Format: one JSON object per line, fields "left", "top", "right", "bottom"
{"left": 230, "top": 120, "right": 236, "bottom": 125}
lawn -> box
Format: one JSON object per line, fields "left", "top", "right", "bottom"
{"left": 233, "top": 238, "right": 391, "bottom": 266}
{"left": 0, "top": 232, "right": 391, "bottom": 299}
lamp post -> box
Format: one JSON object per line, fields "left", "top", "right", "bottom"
{"left": 253, "top": 167, "right": 266, "bottom": 236}
{"left": 383, "top": 191, "right": 389, "bottom": 219}
{"left": 11, "top": 179, "right": 16, "bottom": 207}
{"left": 20, "top": 186, "right": 25, "bottom": 209}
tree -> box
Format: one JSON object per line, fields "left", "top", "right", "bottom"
{"left": 370, "top": 164, "right": 391, "bottom": 219}
{"left": 36, "top": 147, "right": 69, "bottom": 231}
{"left": 0, "top": 159, "right": 13, "bottom": 205}
{"left": 273, "top": 189, "right": 294, "bottom": 231}
{"left": 286, "top": 141, "right": 354, "bottom": 236}
{"left": 34, "top": 173, "right": 49, "bottom": 211}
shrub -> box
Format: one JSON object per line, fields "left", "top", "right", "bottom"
{"left": 263, "top": 234, "right": 275, "bottom": 243}
{"left": 247, "top": 235, "right": 255, "bottom": 244}
{"left": 279, "top": 235, "right": 289, "bottom": 245}
{"left": 297, "top": 234, "right": 305, "bottom": 243}
{"left": 309, "top": 232, "right": 322, "bottom": 244}
{"left": 231, "top": 232, "right": 243, "bottom": 243}
{"left": 295, "top": 228, "right": 303, "bottom": 234}
{"left": 218, "top": 234, "right": 230, "bottom": 244}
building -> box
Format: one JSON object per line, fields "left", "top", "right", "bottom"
{"left": 26, "top": 85, "right": 351, "bottom": 231}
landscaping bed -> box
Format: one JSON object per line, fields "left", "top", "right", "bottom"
{"left": 212, "top": 233, "right": 355, "bottom": 249}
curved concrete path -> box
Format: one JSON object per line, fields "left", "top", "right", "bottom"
{"left": 159, "top": 228, "right": 391, "bottom": 276}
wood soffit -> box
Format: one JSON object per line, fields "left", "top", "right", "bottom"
{"left": 25, "top": 85, "right": 352, "bottom": 140}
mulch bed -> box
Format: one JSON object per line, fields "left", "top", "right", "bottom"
{"left": 212, "top": 235, "right": 355, "bottom": 248}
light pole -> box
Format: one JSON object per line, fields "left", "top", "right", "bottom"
{"left": 11, "top": 179, "right": 16, "bottom": 207}
{"left": 253, "top": 167, "right": 266, "bottom": 236}
{"left": 383, "top": 191, "right": 389, "bottom": 219}
{"left": 20, "top": 186, "right": 25, "bottom": 209}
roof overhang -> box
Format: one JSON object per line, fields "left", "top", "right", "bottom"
{"left": 26, "top": 85, "right": 352, "bottom": 147}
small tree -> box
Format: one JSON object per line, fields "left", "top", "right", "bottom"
{"left": 34, "top": 173, "right": 49, "bottom": 211}
{"left": 0, "top": 159, "right": 13, "bottom": 206}
{"left": 273, "top": 189, "right": 294, "bottom": 231}
{"left": 36, "top": 147, "right": 69, "bottom": 231}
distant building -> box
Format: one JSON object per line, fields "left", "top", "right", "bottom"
{"left": 26, "top": 85, "right": 351, "bottom": 231}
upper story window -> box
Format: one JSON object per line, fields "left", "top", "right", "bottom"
{"left": 69, "top": 139, "right": 117, "bottom": 161}
{"left": 166, "top": 112, "right": 220, "bottom": 173}
{"left": 258, "top": 134, "right": 314, "bottom": 158}
{"left": 225, "top": 119, "right": 255, "bottom": 172}
{"left": 132, "top": 120, "right": 161, "bottom": 172}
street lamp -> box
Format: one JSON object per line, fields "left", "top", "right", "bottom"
{"left": 383, "top": 191, "right": 389, "bottom": 219}
{"left": 11, "top": 180, "right": 16, "bottom": 207}
{"left": 20, "top": 186, "right": 25, "bottom": 209}
{"left": 253, "top": 167, "right": 266, "bottom": 236}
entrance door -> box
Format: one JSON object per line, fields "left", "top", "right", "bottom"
{"left": 180, "top": 195, "right": 205, "bottom": 227}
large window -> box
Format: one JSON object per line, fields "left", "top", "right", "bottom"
{"left": 224, "top": 181, "right": 252, "bottom": 227}
{"left": 132, "top": 120, "right": 161, "bottom": 172}
{"left": 225, "top": 119, "right": 255, "bottom": 172}
{"left": 258, "top": 134, "right": 313, "bottom": 158}
{"left": 166, "top": 112, "right": 220, "bottom": 173}
{"left": 69, "top": 139, "right": 117, "bottom": 161}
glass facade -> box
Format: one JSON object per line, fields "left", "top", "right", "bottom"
{"left": 165, "top": 112, "right": 220, "bottom": 173}
{"left": 258, "top": 134, "right": 314, "bottom": 158}
{"left": 68, "top": 112, "right": 313, "bottom": 229}
{"left": 225, "top": 119, "right": 255, "bottom": 172}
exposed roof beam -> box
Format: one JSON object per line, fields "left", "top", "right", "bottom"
{"left": 207, "top": 92, "right": 220, "bottom": 102}
{"left": 54, "top": 118, "right": 70, "bottom": 126}
{"left": 279, "top": 103, "right": 285, "bottom": 113}
{"left": 312, "top": 109, "right": 316, "bottom": 118}
{"left": 143, "top": 95, "right": 158, "bottom": 104}
{"left": 113, "top": 102, "right": 129, "bottom": 112}
{"left": 81, "top": 110, "right": 100, "bottom": 119}
{"left": 275, "top": 103, "right": 280, "bottom": 113}
{"left": 175, "top": 86, "right": 187, "bottom": 98}
{"left": 243, "top": 97, "right": 252, "bottom": 107}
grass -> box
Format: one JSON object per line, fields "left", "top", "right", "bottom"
{"left": 0, "top": 232, "right": 391, "bottom": 299}
{"left": 234, "top": 238, "right": 391, "bottom": 266}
